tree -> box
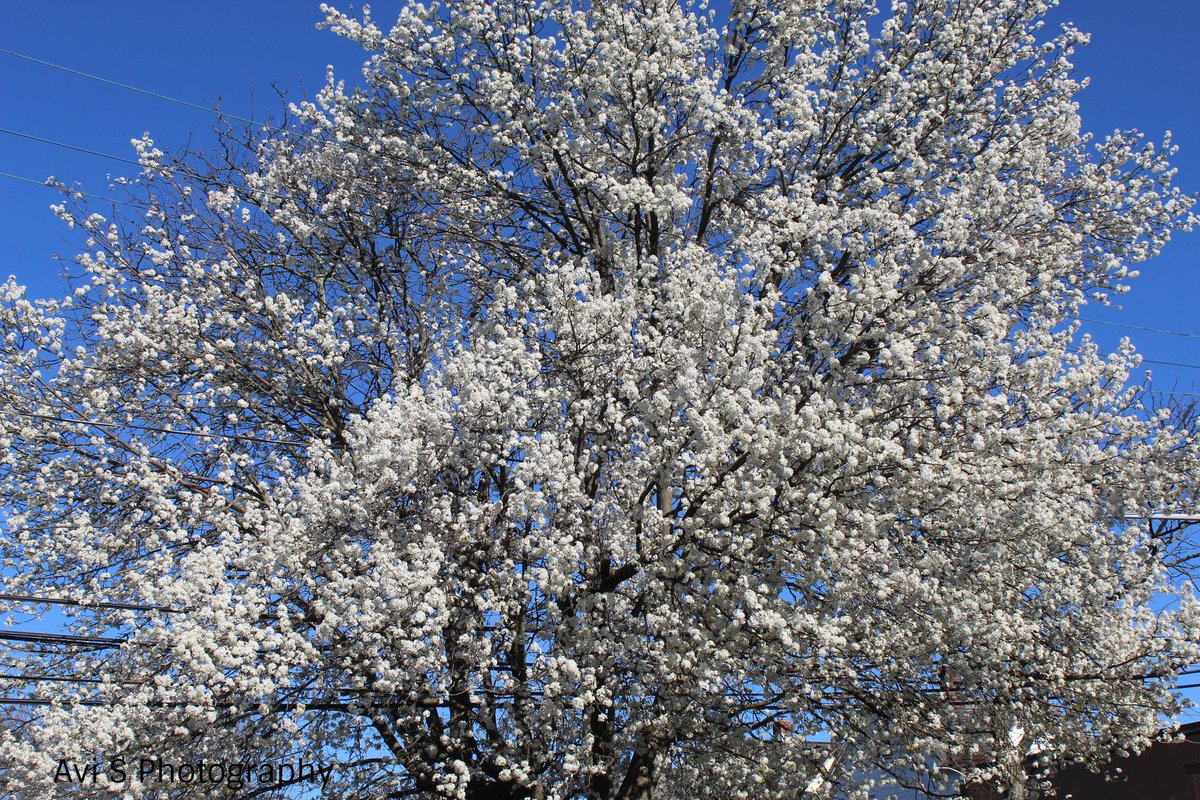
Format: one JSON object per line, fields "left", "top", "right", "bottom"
{"left": 1, "top": 0, "right": 1198, "bottom": 797}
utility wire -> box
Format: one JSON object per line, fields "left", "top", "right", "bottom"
{"left": 0, "top": 698, "right": 391, "bottom": 710}
{"left": 0, "top": 630, "right": 126, "bottom": 648}
{"left": 0, "top": 126, "right": 145, "bottom": 169}
{"left": 1071, "top": 317, "right": 1200, "bottom": 370}
{"left": 0, "top": 673, "right": 143, "bottom": 686}
{"left": 0, "top": 592, "right": 178, "bottom": 614}
{"left": 1149, "top": 388, "right": 1200, "bottom": 399}
{"left": 1070, "top": 343, "right": 1200, "bottom": 373}
{"left": 0, "top": 46, "right": 276, "bottom": 131}
{"left": 1141, "top": 357, "right": 1200, "bottom": 372}
{"left": 8, "top": 410, "right": 307, "bottom": 448}
{"left": 1080, "top": 317, "right": 1200, "bottom": 341}
{"left": 0, "top": 674, "right": 457, "bottom": 702}
{"left": 0, "top": 170, "right": 129, "bottom": 206}
{"left": 0, "top": 126, "right": 295, "bottom": 205}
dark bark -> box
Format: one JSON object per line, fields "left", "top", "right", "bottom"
{"left": 465, "top": 777, "right": 544, "bottom": 800}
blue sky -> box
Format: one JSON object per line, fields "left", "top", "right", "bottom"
{"left": 1, "top": 1, "right": 1197, "bottom": 398}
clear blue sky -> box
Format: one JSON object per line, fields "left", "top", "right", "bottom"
{"left": 1, "top": 1, "right": 1197, "bottom": 396}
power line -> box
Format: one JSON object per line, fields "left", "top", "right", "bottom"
{"left": 1149, "top": 388, "right": 1200, "bottom": 400}
{"left": 0, "top": 673, "right": 144, "bottom": 686}
{"left": 0, "top": 170, "right": 130, "bottom": 206}
{"left": 1141, "top": 357, "right": 1200, "bottom": 372}
{"left": 0, "top": 592, "right": 178, "bottom": 614}
{"left": 1070, "top": 317, "right": 1200, "bottom": 370}
{"left": 1076, "top": 345, "right": 1200, "bottom": 373}
{"left": 0, "top": 674, "right": 455, "bottom": 703}
{"left": 0, "top": 698, "right": 375, "bottom": 710}
{"left": 0, "top": 126, "right": 295, "bottom": 206}
{"left": 0, "top": 126, "right": 145, "bottom": 169}
{"left": 1126, "top": 514, "right": 1200, "bottom": 522}
{"left": 0, "top": 46, "right": 276, "bottom": 131}
{"left": 0, "top": 696, "right": 443, "bottom": 710}
{"left": 8, "top": 410, "right": 307, "bottom": 448}
{"left": 0, "top": 630, "right": 127, "bottom": 648}
{"left": 1080, "top": 317, "right": 1200, "bottom": 341}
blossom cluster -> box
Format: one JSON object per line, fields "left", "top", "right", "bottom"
{"left": 1, "top": 0, "right": 1197, "bottom": 798}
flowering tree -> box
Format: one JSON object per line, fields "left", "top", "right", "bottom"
{"left": 2, "top": 0, "right": 1199, "bottom": 798}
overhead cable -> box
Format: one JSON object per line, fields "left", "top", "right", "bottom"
{"left": 0, "top": 592, "right": 178, "bottom": 614}
{"left": 0, "top": 126, "right": 294, "bottom": 205}
{"left": 0, "top": 46, "right": 277, "bottom": 131}
{"left": 0, "top": 170, "right": 128, "bottom": 205}
{"left": 1080, "top": 316, "right": 1200, "bottom": 341}
{"left": 0, "top": 630, "right": 127, "bottom": 648}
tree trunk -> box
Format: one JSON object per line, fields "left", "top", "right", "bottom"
{"left": 614, "top": 747, "right": 660, "bottom": 800}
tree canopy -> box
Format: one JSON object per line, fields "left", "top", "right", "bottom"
{"left": 1, "top": 0, "right": 1198, "bottom": 798}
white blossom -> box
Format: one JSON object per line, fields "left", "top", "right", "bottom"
{"left": 1, "top": 1, "right": 1198, "bottom": 798}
